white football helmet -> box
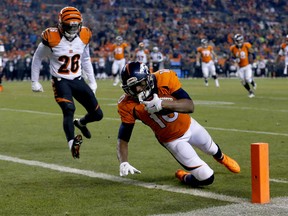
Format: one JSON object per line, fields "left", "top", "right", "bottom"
{"left": 152, "top": 47, "right": 159, "bottom": 52}
{"left": 139, "top": 42, "right": 145, "bottom": 49}
{"left": 201, "top": 39, "right": 208, "bottom": 48}
{"left": 116, "top": 36, "right": 123, "bottom": 45}
{"left": 234, "top": 34, "right": 244, "bottom": 47}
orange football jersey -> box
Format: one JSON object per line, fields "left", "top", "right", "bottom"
{"left": 117, "top": 69, "right": 191, "bottom": 143}
{"left": 197, "top": 45, "right": 213, "bottom": 63}
{"left": 230, "top": 42, "right": 252, "bottom": 67}
{"left": 112, "top": 43, "right": 128, "bottom": 60}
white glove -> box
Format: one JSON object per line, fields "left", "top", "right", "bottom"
{"left": 142, "top": 93, "right": 163, "bottom": 114}
{"left": 119, "top": 162, "right": 141, "bottom": 177}
{"left": 31, "top": 81, "right": 44, "bottom": 92}
{"left": 196, "top": 61, "right": 200, "bottom": 67}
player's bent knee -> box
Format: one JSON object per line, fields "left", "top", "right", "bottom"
{"left": 200, "top": 174, "right": 214, "bottom": 185}
{"left": 60, "top": 102, "right": 75, "bottom": 116}
{"left": 87, "top": 107, "right": 103, "bottom": 122}
{"left": 192, "top": 163, "right": 214, "bottom": 181}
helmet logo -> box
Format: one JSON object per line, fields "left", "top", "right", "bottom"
{"left": 127, "top": 77, "right": 138, "bottom": 86}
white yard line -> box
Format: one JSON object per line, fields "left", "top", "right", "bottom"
{"left": 1, "top": 154, "right": 287, "bottom": 216}
{"left": 0, "top": 154, "right": 247, "bottom": 203}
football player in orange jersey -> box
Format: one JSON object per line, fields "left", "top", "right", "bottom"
{"left": 116, "top": 61, "right": 240, "bottom": 187}
{"left": 276, "top": 35, "right": 288, "bottom": 76}
{"left": 230, "top": 34, "right": 257, "bottom": 98}
{"left": 31, "top": 6, "right": 103, "bottom": 159}
{"left": 0, "top": 39, "right": 5, "bottom": 92}
{"left": 111, "top": 36, "right": 130, "bottom": 86}
{"left": 196, "top": 39, "right": 220, "bottom": 87}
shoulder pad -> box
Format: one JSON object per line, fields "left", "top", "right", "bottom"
{"left": 41, "top": 27, "right": 62, "bottom": 48}
{"left": 79, "top": 26, "right": 92, "bottom": 44}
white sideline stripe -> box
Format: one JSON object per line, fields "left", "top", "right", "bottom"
{"left": 0, "top": 154, "right": 247, "bottom": 204}
{"left": 205, "top": 127, "right": 288, "bottom": 137}
{"left": 270, "top": 179, "right": 288, "bottom": 184}
{"left": 1, "top": 108, "right": 288, "bottom": 137}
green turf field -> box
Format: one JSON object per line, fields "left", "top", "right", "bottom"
{"left": 0, "top": 78, "right": 287, "bottom": 215}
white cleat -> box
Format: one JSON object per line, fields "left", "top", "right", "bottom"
{"left": 248, "top": 93, "right": 255, "bottom": 98}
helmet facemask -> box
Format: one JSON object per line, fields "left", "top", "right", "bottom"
{"left": 60, "top": 22, "right": 82, "bottom": 40}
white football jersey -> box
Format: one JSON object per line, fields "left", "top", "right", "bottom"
{"left": 32, "top": 27, "right": 94, "bottom": 81}
{"left": 278, "top": 43, "right": 288, "bottom": 64}
{"left": 136, "top": 49, "right": 148, "bottom": 64}
{"left": 150, "top": 51, "right": 164, "bottom": 63}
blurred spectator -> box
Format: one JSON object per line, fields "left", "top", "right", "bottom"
{"left": 0, "top": 0, "right": 288, "bottom": 79}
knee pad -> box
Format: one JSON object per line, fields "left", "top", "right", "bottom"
{"left": 86, "top": 107, "right": 103, "bottom": 122}
{"left": 60, "top": 102, "right": 75, "bottom": 116}
{"left": 191, "top": 163, "right": 214, "bottom": 181}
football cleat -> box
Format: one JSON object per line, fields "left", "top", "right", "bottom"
{"left": 0, "top": 85, "right": 3, "bottom": 92}
{"left": 248, "top": 92, "right": 255, "bottom": 98}
{"left": 71, "top": 134, "right": 83, "bottom": 159}
{"left": 215, "top": 153, "right": 240, "bottom": 173}
{"left": 175, "top": 169, "right": 190, "bottom": 182}
{"left": 74, "top": 119, "right": 91, "bottom": 139}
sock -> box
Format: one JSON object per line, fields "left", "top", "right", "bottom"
{"left": 213, "top": 144, "right": 223, "bottom": 160}
{"left": 68, "top": 139, "right": 74, "bottom": 150}
{"left": 243, "top": 82, "right": 251, "bottom": 92}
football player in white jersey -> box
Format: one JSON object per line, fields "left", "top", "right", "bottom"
{"left": 31, "top": 6, "right": 103, "bottom": 159}
{"left": 150, "top": 46, "right": 164, "bottom": 72}
{"left": 276, "top": 35, "right": 288, "bottom": 76}
{"left": 0, "top": 39, "right": 5, "bottom": 92}
{"left": 134, "top": 42, "right": 149, "bottom": 66}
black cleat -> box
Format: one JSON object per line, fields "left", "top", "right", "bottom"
{"left": 74, "top": 119, "right": 91, "bottom": 139}
{"left": 71, "top": 134, "right": 83, "bottom": 159}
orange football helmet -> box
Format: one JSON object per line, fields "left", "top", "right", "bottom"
{"left": 58, "top": 6, "right": 82, "bottom": 40}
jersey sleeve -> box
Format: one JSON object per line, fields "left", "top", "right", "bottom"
{"left": 117, "top": 94, "right": 137, "bottom": 124}
{"left": 31, "top": 43, "right": 51, "bottom": 82}
{"left": 155, "top": 70, "right": 182, "bottom": 94}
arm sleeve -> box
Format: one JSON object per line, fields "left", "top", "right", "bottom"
{"left": 82, "top": 44, "right": 97, "bottom": 91}
{"left": 31, "top": 43, "right": 50, "bottom": 82}
{"left": 118, "top": 122, "right": 135, "bottom": 142}
{"left": 171, "top": 88, "right": 192, "bottom": 100}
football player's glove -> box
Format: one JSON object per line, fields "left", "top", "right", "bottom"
{"left": 31, "top": 81, "right": 44, "bottom": 92}
{"left": 120, "top": 162, "right": 141, "bottom": 177}
{"left": 142, "top": 93, "right": 163, "bottom": 114}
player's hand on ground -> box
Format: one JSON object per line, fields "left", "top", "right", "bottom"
{"left": 119, "top": 162, "right": 141, "bottom": 177}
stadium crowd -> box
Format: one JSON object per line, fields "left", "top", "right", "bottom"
{"left": 0, "top": 0, "right": 287, "bottom": 81}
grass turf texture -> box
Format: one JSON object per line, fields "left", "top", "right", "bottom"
{"left": 0, "top": 78, "right": 287, "bottom": 215}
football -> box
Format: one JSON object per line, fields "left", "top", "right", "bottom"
{"left": 159, "top": 95, "right": 175, "bottom": 101}
{"left": 158, "top": 95, "right": 176, "bottom": 115}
